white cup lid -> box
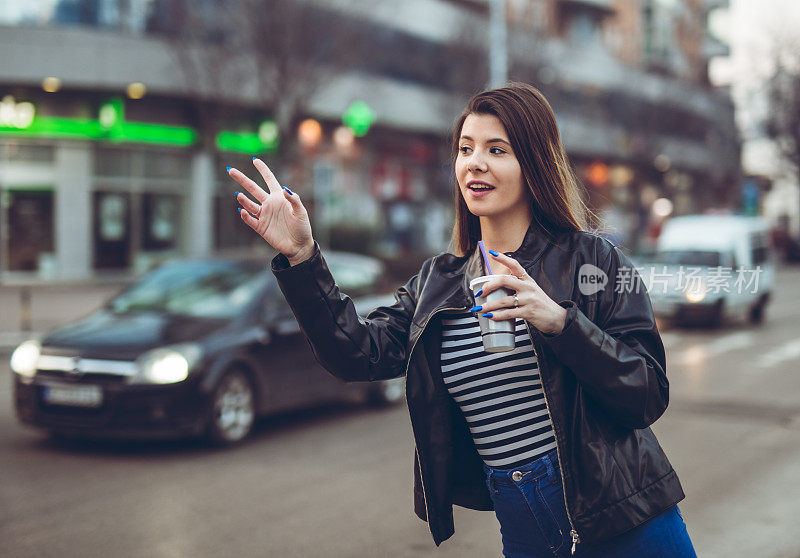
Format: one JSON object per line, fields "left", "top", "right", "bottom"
{"left": 469, "top": 274, "right": 513, "bottom": 290}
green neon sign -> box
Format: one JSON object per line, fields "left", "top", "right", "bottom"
{"left": 99, "top": 97, "right": 124, "bottom": 130}
{"left": 216, "top": 119, "right": 279, "bottom": 154}
{"left": 0, "top": 116, "right": 196, "bottom": 146}
{"left": 0, "top": 96, "right": 278, "bottom": 152}
{"left": 342, "top": 100, "right": 375, "bottom": 137}
{"left": 0, "top": 96, "right": 196, "bottom": 146}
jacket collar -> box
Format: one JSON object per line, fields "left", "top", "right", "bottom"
{"left": 429, "top": 218, "right": 565, "bottom": 312}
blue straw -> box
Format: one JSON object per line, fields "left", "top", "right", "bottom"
{"left": 478, "top": 240, "right": 493, "bottom": 275}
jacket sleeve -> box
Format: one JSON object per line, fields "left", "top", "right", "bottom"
{"left": 269, "top": 241, "right": 420, "bottom": 383}
{"left": 538, "top": 242, "right": 668, "bottom": 429}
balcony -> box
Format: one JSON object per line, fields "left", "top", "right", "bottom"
{"left": 558, "top": 0, "right": 615, "bottom": 14}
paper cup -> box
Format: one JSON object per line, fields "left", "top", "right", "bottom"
{"left": 469, "top": 275, "right": 516, "bottom": 353}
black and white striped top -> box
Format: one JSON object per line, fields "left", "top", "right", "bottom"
{"left": 440, "top": 310, "right": 558, "bottom": 470}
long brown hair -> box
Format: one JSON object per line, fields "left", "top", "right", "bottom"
{"left": 448, "top": 82, "right": 596, "bottom": 256}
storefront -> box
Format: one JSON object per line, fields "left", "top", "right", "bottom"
{"left": 0, "top": 90, "right": 456, "bottom": 281}
{"left": 0, "top": 91, "right": 201, "bottom": 280}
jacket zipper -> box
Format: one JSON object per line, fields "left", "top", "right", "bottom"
{"left": 406, "top": 303, "right": 581, "bottom": 552}
{"left": 524, "top": 320, "right": 581, "bottom": 555}
{"left": 403, "top": 305, "right": 467, "bottom": 531}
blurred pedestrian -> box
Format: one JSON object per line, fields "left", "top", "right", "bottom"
{"left": 228, "top": 82, "right": 696, "bottom": 557}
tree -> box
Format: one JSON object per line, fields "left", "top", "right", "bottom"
{"left": 763, "top": 38, "right": 800, "bottom": 223}
{"left": 765, "top": 46, "right": 800, "bottom": 187}
{"left": 148, "top": 0, "right": 360, "bottom": 159}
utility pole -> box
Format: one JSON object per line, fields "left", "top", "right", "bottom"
{"left": 489, "top": 0, "right": 508, "bottom": 88}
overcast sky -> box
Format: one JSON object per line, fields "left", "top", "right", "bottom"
{"left": 709, "top": 0, "right": 800, "bottom": 130}
{"left": 708, "top": 0, "right": 800, "bottom": 175}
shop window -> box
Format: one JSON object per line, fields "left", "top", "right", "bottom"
{"left": 93, "top": 191, "right": 131, "bottom": 269}
{"left": 568, "top": 12, "right": 599, "bottom": 45}
{"left": 5, "top": 190, "right": 54, "bottom": 272}
{"left": 142, "top": 193, "right": 180, "bottom": 250}
{"left": 1, "top": 141, "right": 55, "bottom": 163}
{"left": 94, "top": 147, "right": 132, "bottom": 177}
{"left": 144, "top": 150, "right": 190, "bottom": 179}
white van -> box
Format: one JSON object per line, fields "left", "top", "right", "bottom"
{"left": 636, "top": 215, "right": 775, "bottom": 326}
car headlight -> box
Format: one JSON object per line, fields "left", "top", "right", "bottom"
{"left": 132, "top": 343, "right": 202, "bottom": 384}
{"left": 10, "top": 339, "right": 41, "bottom": 378}
{"left": 684, "top": 282, "right": 707, "bottom": 303}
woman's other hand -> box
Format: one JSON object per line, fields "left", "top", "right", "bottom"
{"left": 474, "top": 251, "right": 568, "bottom": 335}
{"left": 228, "top": 158, "right": 315, "bottom": 265}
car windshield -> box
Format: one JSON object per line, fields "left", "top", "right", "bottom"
{"left": 108, "top": 260, "right": 265, "bottom": 319}
{"left": 655, "top": 250, "right": 722, "bottom": 267}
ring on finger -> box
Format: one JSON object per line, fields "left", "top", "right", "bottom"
{"left": 513, "top": 294, "right": 519, "bottom": 308}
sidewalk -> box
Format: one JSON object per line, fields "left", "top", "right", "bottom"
{"left": 0, "top": 279, "right": 132, "bottom": 356}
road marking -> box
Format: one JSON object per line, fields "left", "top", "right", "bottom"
{"left": 756, "top": 339, "right": 800, "bottom": 369}
{"left": 704, "top": 332, "right": 756, "bottom": 355}
{"left": 660, "top": 332, "right": 680, "bottom": 350}
{"left": 670, "top": 331, "right": 756, "bottom": 366}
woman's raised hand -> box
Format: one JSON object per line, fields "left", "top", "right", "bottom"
{"left": 229, "top": 158, "right": 315, "bottom": 264}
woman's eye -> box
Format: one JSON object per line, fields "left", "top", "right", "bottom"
{"left": 459, "top": 146, "right": 505, "bottom": 155}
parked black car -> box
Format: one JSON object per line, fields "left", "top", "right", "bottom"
{"left": 11, "top": 250, "right": 405, "bottom": 444}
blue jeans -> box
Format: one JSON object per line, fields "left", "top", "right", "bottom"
{"left": 483, "top": 450, "right": 697, "bottom": 557}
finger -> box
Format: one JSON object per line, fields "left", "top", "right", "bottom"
{"left": 235, "top": 191, "right": 261, "bottom": 216}
{"left": 479, "top": 275, "right": 522, "bottom": 297}
{"left": 253, "top": 157, "right": 281, "bottom": 196}
{"left": 238, "top": 206, "right": 260, "bottom": 230}
{"left": 228, "top": 167, "right": 268, "bottom": 203}
{"left": 489, "top": 251, "right": 529, "bottom": 278}
{"left": 482, "top": 308, "right": 517, "bottom": 321}
{"left": 281, "top": 186, "right": 307, "bottom": 216}
{"left": 480, "top": 294, "right": 517, "bottom": 313}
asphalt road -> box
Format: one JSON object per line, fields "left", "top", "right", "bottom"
{"left": 2, "top": 268, "right": 800, "bottom": 558}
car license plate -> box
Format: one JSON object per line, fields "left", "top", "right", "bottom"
{"left": 42, "top": 383, "right": 103, "bottom": 407}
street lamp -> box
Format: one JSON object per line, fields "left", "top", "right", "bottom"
{"left": 489, "top": 0, "right": 508, "bottom": 88}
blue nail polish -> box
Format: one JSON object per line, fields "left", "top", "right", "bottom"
{"left": 234, "top": 191, "right": 239, "bottom": 198}
{"left": 283, "top": 185, "right": 293, "bottom": 195}
{"left": 488, "top": 250, "right": 499, "bottom": 256}
{"left": 237, "top": 207, "right": 241, "bottom": 213}
{"left": 226, "top": 166, "right": 232, "bottom": 172}
{"left": 469, "top": 306, "right": 482, "bottom": 313}
{"left": 482, "top": 313, "right": 493, "bottom": 318}
{"left": 474, "top": 289, "right": 483, "bottom": 297}
{"left": 252, "top": 156, "right": 257, "bottom": 161}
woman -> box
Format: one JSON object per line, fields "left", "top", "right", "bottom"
{"left": 227, "top": 82, "right": 696, "bottom": 557}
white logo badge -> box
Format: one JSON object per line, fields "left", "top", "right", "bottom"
{"left": 578, "top": 264, "right": 608, "bottom": 296}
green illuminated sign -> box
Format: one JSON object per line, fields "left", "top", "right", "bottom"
{"left": 343, "top": 100, "right": 375, "bottom": 137}
{"left": 216, "top": 119, "right": 279, "bottom": 154}
{"left": 0, "top": 96, "right": 277, "bottom": 153}
{"left": 0, "top": 96, "right": 196, "bottom": 146}
{"left": 99, "top": 97, "right": 124, "bottom": 134}
{"left": 0, "top": 115, "right": 196, "bottom": 146}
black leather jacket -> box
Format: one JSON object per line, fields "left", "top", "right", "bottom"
{"left": 270, "top": 219, "right": 684, "bottom": 548}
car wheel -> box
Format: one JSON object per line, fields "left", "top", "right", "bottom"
{"left": 207, "top": 369, "right": 256, "bottom": 445}
{"left": 366, "top": 377, "right": 406, "bottom": 407}
{"left": 748, "top": 296, "right": 767, "bottom": 325}
{"left": 708, "top": 300, "right": 725, "bottom": 327}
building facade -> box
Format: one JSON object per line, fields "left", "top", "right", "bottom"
{"left": 0, "top": 0, "right": 737, "bottom": 281}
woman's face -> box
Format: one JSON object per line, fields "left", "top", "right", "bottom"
{"left": 455, "top": 113, "right": 530, "bottom": 222}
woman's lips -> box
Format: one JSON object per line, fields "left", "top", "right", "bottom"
{"left": 467, "top": 187, "right": 495, "bottom": 198}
